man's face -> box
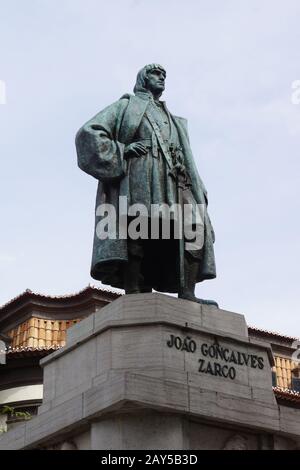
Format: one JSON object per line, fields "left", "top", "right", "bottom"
{"left": 146, "top": 68, "right": 166, "bottom": 95}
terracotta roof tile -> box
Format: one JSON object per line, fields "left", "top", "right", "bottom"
{"left": 273, "top": 355, "right": 300, "bottom": 389}
{"left": 4, "top": 345, "right": 62, "bottom": 358}
{"left": 248, "top": 326, "right": 298, "bottom": 342}
{"left": 273, "top": 387, "right": 300, "bottom": 404}
{"left": 0, "top": 285, "right": 122, "bottom": 313}
{"left": 7, "top": 318, "right": 80, "bottom": 349}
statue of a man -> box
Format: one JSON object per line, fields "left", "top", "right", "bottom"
{"left": 76, "top": 64, "right": 217, "bottom": 305}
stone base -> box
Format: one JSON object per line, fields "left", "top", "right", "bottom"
{"left": 0, "top": 293, "right": 300, "bottom": 450}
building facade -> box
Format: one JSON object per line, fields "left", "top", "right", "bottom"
{"left": 0, "top": 286, "right": 118, "bottom": 431}
{"left": 0, "top": 287, "right": 299, "bottom": 446}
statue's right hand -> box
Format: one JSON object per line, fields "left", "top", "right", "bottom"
{"left": 124, "top": 142, "right": 148, "bottom": 158}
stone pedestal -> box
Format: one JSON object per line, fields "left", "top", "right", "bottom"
{"left": 0, "top": 293, "right": 300, "bottom": 450}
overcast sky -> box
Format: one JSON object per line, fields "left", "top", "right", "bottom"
{"left": 0, "top": 0, "right": 299, "bottom": 336}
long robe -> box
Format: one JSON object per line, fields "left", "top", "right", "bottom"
{"left": 75, "top": 92, "right": 216, "bottom": 292}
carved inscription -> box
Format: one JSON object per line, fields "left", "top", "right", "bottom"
{"left": 167, "top": 334, "right": 264, "bottom": 380}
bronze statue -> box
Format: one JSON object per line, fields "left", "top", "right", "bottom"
{"left": 76, "top": 64, "right": 217, "bottom": 305}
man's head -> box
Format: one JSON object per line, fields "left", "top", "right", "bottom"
{"left": 134, "top": 64, "right": 166, "bottom": 98}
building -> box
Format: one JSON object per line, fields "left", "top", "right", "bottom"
{"left": 0, "top": 287, "right": 299, "bottom": 447}
{"left": 0, "top": 286, "right": 118, "bottom": 431}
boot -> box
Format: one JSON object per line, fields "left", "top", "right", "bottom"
{"left": 179, "top": 254, "right": 219, "bottom": 307}
{"left": 123, "top": 256, "right": 143, "bottom": 294}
